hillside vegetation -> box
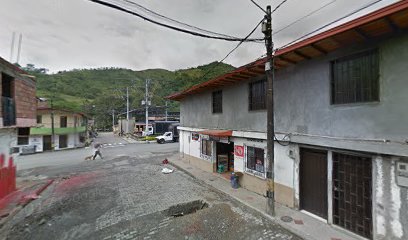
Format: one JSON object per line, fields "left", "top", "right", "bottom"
{"left": 27, "top": 62, "right": 235, "bottom": 127}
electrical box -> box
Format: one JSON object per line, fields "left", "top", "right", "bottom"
{"left": 396, "top": 161, "right": 408, "bottom": 188}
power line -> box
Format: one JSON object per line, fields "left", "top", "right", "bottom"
{"left": 272, "top": 0, "right": 289, "bottom": 14}
{"left": 119, "top": 0, "right": 241, "bottom": 40}
{"left": 199, "top": 18, "right": 265, "bottom": 81}
{"left": 276, "top": 0, "right": 385, "bottom": 50}
{"left": 273, "top": 0, "right": 337, "bottom": 36}
{"left": 250, "top": 0, "right": 267, "bottom": 14}
{"left": 89, "top": 0, "right": 263, "bottom": 42}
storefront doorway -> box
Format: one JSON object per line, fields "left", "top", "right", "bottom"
{"left": 216, "top": 142, "right": 234, "bottom": 174}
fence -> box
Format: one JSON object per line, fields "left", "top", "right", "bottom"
{"left": 0, "top": 154, "right": 16, "bottom": 199}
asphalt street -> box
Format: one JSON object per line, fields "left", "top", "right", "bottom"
{"left": 1, "top": 133, "right": 301, "bottom": 240}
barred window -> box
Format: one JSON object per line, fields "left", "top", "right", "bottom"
{"left": 201, "top": 139, "right": 212, "bottom": 156}
{"left": 249, "top": 79, "right": 266, "bottom": 110}
{"left": 60, "top": 116, "right": 67, "bottom": 128}
{"left": 212, "top": 90, "right": 222, "bottom": 113}
{"left": 246, "top": 146, "right": 265, "bottom": 173}
{"left": 331, "top": 49, "right": 379, "bottom": 104}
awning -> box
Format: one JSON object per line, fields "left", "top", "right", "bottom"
{"left": 199, "top": 130, "right": 233, "bottom": 137}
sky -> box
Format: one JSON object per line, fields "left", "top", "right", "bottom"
{"left": 0, "top": 0, "right": 398, "bottom": 73}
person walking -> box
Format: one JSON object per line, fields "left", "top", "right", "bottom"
{"left": 92, "top": 142, "right": 103, "bottom": 160}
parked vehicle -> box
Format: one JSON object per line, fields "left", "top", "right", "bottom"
{"left": 153, "top": 121, "right": 179, "bottom": 135}
{"left": 156, "top": 123, "right": 179, "bottom": 143}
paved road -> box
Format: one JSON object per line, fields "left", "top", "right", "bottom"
{"left": 15, "top": 132, "right": 178, "bottom": 171}
{"left": 2, "top": 133, "right": 301, "bottom": 240}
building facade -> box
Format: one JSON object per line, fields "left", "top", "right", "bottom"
{"left": 0, "top": 57, "right": 36, "bottom": 159}
{"left": 27, "top": 108, "right": 87, "bottom": 152}
{"left": 169, "top": 2, "right": 408, "bottom": 239}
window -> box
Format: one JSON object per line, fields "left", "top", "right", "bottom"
{"left": 74, "top": 116, "right": 77, "bottom": 127}
{"left": 37, "top": 115, "right": 42, "bottom": 124}
{"left": 212, "top": 90, "right": 222, "bottom": 113}
{"left": 17, "top": 128, "right": 30, "bottom": 145}
{"left": 249, "top": 79, "right": 266, "bottom": 110}
{"left": 60, "top": 116, "right": 67, "bottom": 128}
{"left": 246, "top": 146, "right": 265, "bottom": 174}
{"left": 201, "top": 139, "right": 212, "bottom": 156}
{"left": 331, "top": 49, "right": 379, "bottom": 104}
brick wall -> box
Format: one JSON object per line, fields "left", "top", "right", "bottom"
{"left": 14, "top": 77, "right": 36, "bottom": 120}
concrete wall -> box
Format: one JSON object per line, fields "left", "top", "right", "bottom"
{"left": 180, "top": 75, "right": 266, "bottom": 132}
{"left": 29, "top": 135, "right": 43, "bottom": 152}
{"left": 180, "top": 34, "right": 408, "bottom": 156}
{"left": 37, "top": 111, "right": 85, "bottom": 128}
{"left": 374, "top": 156, "right": 408, "bottom": 240}
{"left": 0, "top": 129, "right": 17, "bottom": 161}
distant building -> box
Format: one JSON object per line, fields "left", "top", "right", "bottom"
{"left": 0, "top": 56, "right": 37, "bottom": 158}
{"left": 28, "top": 105, "right": 88, "bottom": 152}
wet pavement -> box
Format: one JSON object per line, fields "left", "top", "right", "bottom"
{"left": 0, "top": 134, "right": 302, "bottom": 240}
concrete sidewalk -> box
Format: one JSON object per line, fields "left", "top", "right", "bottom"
{"left": 168, "top": 155, "right": 359, "bottom": 240}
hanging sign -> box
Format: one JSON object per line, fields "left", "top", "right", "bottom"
{"left": 234, "top": 145, "right": 244, "bottom": 157}
{"left": 191, "top": 133, "right": 199, "bottom": 141}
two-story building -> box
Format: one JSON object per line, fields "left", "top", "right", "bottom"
{"left": 168, "top": 2, "right": 408, "bottom": 239}
{"left": 26, "top": 103, "right": 88, "bottom": 152}
{"left": 0, "top": 57, "right": 37, "bottom": 159}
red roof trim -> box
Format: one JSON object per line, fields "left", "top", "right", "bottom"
{"left": 199, "top": 129, "right": 233, "bottom": 137}
{"left": 167, "top": 0, "right": 408, "bottom": 101}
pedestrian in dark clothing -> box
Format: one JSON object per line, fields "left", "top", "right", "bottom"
{"left": 92, "top": 143, "right": 103, "bottom": 160}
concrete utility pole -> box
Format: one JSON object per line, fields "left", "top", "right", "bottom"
{"left": 145, "top": 79, "right": 150, "bottom": 135}
{"left": 16, "top": 34, "right": 22, "bottom": 64}
{"left": 263, "top": 5, "right": 275, "bottom": 216}
{"left": 10, "top": 32, "right": 15, "bottom": 62}
{"left": 126, "top": 87, "right": 129, "bottom": 134}
{"left": 165, "top": 100, "right": 168, "bottom": 121}
{"left": 112, "top": 109, "right": 115, "bottom": 132}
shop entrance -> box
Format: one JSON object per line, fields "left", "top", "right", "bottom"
{"left": 216, "top": 142, "right": 234, "bottom": 174}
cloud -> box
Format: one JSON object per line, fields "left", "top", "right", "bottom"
{"left": 0, "top": 0, "right": 398, "bottom": 73}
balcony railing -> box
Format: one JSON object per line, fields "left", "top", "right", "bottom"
{"left": 1, "top": 97, "right": 16, "bottom": 126}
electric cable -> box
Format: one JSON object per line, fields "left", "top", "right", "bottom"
{"left": 272, "top": 0, "right": 289, "bottom": 14}
{"left": 276, "top": 0, "right": 385, "bottom": 50}
{"left": 89, "top": 0, "right": 264, "bottom": 42}
{"left": 119, "top": 0, "right": 241, "bottom": 40}
{"left": 198, "top": 18, "right": 265, "bottom": 82}
{"left": 273, "top": 0, "right": 337, "bottom": 36}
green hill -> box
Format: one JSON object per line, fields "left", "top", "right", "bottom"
{"left": 26, "top": 62, "right": 235, "bottom": 128}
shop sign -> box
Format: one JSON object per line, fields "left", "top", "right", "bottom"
{"left": 247, "top": 138, "right": 263, "bottom": 143}
{"left": 201, "top": 134, "right": 209, "bottom": 140}
{"left": 234, "top": 145, "right": 244, "bottom": 157}
{"left": 191, "top": 132, "right": 199, "bottom": 141}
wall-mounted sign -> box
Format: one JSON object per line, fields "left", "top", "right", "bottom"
{"left": 191, "top": 132, "right": 199, "bottom": 141}
{"left": 234, "top": 145, "right": 244, "bottom": 157}
{"left": 247, "top": 138, "right": 263, "bottom": 143}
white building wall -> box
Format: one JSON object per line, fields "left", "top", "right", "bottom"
{"left": 0, "top": 129, "right": 17, "bottom": 162}
{"left": 68, "top": 133, "right": 76, "bottom": 148}
{"left": 29, "top": 135, "right": 43, "bottom": 152}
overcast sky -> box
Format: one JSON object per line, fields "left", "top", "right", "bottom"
{"left": 0, "top": 0, "right": 397, "bottom": 73}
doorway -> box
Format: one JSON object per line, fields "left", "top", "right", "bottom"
{"left": 216, "top": 142, "right": 234, "bottom": 173}
{"left": 59, "top": 135, "right": 68, "bottom": 148}
{"left": 43, "top": 135, "right": 52, "bottom": 151}
{"left": 300, "top": 148, "right": 328, "bottom": 219}
{"left": 332, "top": 152, "right": 372, "bottom": 239}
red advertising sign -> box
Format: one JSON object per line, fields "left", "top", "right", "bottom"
{"left": 234, "top": 145, "right": 244, "bottom": 157}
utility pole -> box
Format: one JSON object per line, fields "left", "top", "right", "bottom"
{"left": 165, "top": 100, "right": 168, "bottom": 121}
{"left": 50, "top": 98, "right": 55, "bottom": 150}
{"left": 112, "top": 109, "right": 115, "bottom": 132}
{"left": 145, "top": 79, "right": 150, "bottom": 135}
{"left": 126, "top": 87, "right": 129, "bottom": 134}
{"left": 16, "top": 34, "right": 23, "bottom": 64}
{"left": 10, "top": 32, "right": 15, "bottom": 62}
{"left": 263, "top": 5, "right": 275, "bottom": 216}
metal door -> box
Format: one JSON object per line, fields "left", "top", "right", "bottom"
{"left": 43, "top": 135, "right": 52, "bottom": 151}
{"left": 333, "top": 152, "right": 372, "bottom": 239}
{"left": 300, "top": 148, "right": 328, "bottom": 219}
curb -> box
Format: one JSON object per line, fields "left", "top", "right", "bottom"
{"left": 169, "top": 159, "right": 313, "bottom": 240}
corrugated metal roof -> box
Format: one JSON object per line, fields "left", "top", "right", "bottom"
{"left": 168, "top": 0, "right": 408, "bottom": 101}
